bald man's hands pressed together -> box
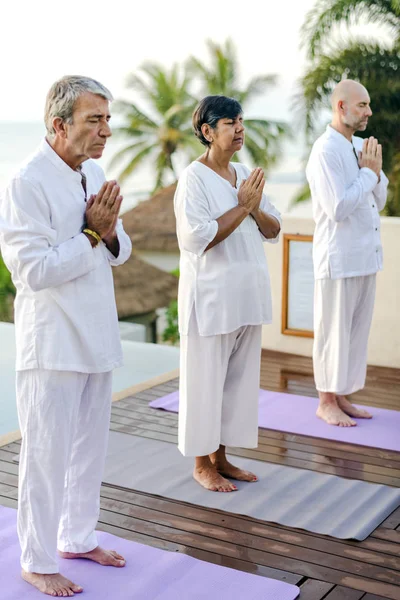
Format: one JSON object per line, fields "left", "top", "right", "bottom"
{"left": 358, "top": 137, "right": 382, "bottom": 179}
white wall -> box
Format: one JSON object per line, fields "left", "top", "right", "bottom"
{"left": 262, "top": 216, "right": 400, "bottom": 369}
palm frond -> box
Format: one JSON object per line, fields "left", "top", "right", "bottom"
{"left": 116, "top": 144, "right": 157, "bottom": 183}
{"left": 301, "top": 0, "right": 400, "bottom": 59}
{"left": 291, "top": 182, "right": 312, "bottom": 205}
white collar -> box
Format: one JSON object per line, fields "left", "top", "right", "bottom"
{"left": 40, "top": 139, "right": 84, "bottom": 182}
{"left": 325, "top": 124, "right": 354, "bottom": 149}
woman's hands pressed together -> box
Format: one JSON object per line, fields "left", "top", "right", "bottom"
{"left": 238, "top": 168, "right": 265, "bottom": 215}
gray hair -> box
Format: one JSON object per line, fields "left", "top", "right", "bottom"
{"left": 44, "top": 75, "right": 113, "bottom": 137}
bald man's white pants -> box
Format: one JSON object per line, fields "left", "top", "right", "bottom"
{"left": 16, "top": 369, "right": 112, "bottom": 574}
{"left": 313, "top": 274, "right": 376, "bottom": 395}
{"left": 179, "top": 312, "right": 262, "bottom": 457}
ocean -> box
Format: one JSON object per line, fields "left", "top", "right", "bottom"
{"left": 0, "top": 121, "right": 310, "bottom": 215}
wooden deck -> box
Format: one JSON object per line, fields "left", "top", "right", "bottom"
{"left": 1, "top": 349, "right": 400, "bottom": 599}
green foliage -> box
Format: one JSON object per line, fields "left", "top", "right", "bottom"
{"left": 162, "top": 269, "right": 179, "bottom": 346}
{"left": 162, "top": 300, "right": 179, "bottom": 346}
{"left": 301, "top": 0, "right": 400, "bottom": 60}
{"left": 0, "top": 256, "right": 15, "bottom": 322}
{"left": 295, "top": 0, "right": 400, "bottom": 215}
{"left": 112, "top": 39, "right": 289, "bottom": 192}
{"left": 110, "top": 63, "right": 199, "bottom": 193}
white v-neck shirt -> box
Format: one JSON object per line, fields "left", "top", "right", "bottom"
{"left": 306, "top": 125, "right": 388, "bottom": 279}
{"left": 0, "top": 139, "right": 132, "bottom": 372}
{"left": 174, "top": 161, "right": 281, "bottom": 336}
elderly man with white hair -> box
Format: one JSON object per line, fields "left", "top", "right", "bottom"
{"left": 306, "top": 79, "right": 388, "bottom": 427}
{"left": 0, "top": 76, "right": 132, "bottom": 596}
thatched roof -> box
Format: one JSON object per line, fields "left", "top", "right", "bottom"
{"left": 122, "top": 183, "right": 178, "bottom": 252}
{"left": 113, "top": 253, "right": 178, "bottom": 318}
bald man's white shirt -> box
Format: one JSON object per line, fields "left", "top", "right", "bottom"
{"left": 0, "top": 139, "right": 132, "bottom": 372}
{"left": 306, "top": 125, "right": 388, "bottom": 279}
{"left": 174, "top": 161, "right": 281, "bottom": 337}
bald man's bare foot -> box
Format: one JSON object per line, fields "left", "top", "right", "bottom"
{"left": 337, "top": 395, "right": 372, "bottom": 419}
{"left": 317, "top": 403, "right": 356, "bottom": 427}
{"left": 193, "top": 464, "right": 237, "bottom": 492}
{"left": 58, "top": 546, "right": 125, "bottom": 567}
{"left": 213, "top": 458, "right": 258, "bottom": 482}
{"left": 21, "top": 571, "right": 83, "bottom": 597}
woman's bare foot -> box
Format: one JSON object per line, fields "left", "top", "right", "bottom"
{"left": 337, "top": 395, "right": 372, "bottom": 419}
{"left": 193, "top": 464, "right": 237, "bottom": 492}
{"left": 59, "top": 546, "right": 125, "bottom": 567}
{"left": 213, "top": 459, "right": 258, "bottom": 482}
{"left": 316, "top": 403, "right": 356, "bottom": 427}
{"left": 21, "top": 571, "right": 83, "bottom": 597}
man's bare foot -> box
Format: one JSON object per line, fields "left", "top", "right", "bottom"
{"left": 21, "top": 571, "right": 83, "bottom": 597}
{"left": 317, "top": 403, "right": 357, "bottom": 427}
{"left": 213, "top": 459, "right": 258, "bottom": 482}
{"left": 59, "top": 546, "right": 125, "bottom": 567}
{"left": 337, "top": 395, "right": 372, "bottom": 419}
{"left": 193, "top": 464, "right": 237, "bottom": 492}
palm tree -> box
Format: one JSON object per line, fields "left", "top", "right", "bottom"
{"left": 110, "top": 63, "right": 199, "bottom": 192}
{"left": 294, "top": 0, "right": 400, "bottom": 215}
{"left": 302, "top": 0, "right": 400, "bottom": 60}
{"left": 187, "top": 39, "right": 289, "bottom": 171}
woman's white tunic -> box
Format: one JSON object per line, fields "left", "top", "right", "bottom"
{"left": 174, "top": 161, "right": 281, "bottom": 336}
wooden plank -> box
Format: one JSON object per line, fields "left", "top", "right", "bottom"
{"left": 380, "top": 507, "right": 400, "bottom": 529}
{"left": 0, "top": 460, "right": 19, "bottom": 476}
{"left": 98, "top": 494, "right": 400, "bottom": 586}
{"left": 324, "top": 586, "right": 365, "bottom": 599}
{"left": 97, "top": 522, "right": 302, "bottom": 584}
{"left": 100, "top": 485, "right": 400, "bottom": 572}
{"left": 372, "top": 529, "right": 400, "bottom": 544}
{"left": 99, "top": 507, "right": 400, "bottom": 599}
{"left": 1, "top": 350, "right": 399, "bottom": 598}
{"left": 298, "top": 580, "right": 334, "bottom": 600}
{"left": 0, "top": 497, "right": 18, "bottom": 509}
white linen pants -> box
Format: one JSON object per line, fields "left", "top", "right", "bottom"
{"left": 179, "top": 311, "right": 262, "bottom": 457}
{"left": 16, "top": 369, "right": 112, "bottom": 574}
{"left": 313, "top": 274, "right": 376, "bottom": 395}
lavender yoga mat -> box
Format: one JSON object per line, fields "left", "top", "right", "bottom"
{"left": 149, "top": 390, "right": 400, "bottom": 452}
{"left": 0, "top": 506, "right": 299, "bottom": 600}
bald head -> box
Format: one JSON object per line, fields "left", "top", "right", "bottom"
{"left": 331, "top": 80, "right": 369, "bottom": 112}
{"left": 331, "top": 79, "right": 372, "bottom": 133}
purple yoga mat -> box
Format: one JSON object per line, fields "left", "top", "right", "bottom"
{"left": 149, "top": 390, "right": 400, "bottom": 452}
{"left": 0, "top": 506, "right": 299, "bottom": 600}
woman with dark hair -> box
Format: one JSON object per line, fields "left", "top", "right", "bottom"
{"left": 174, "top": 95, "right": 281, "bottom": 492}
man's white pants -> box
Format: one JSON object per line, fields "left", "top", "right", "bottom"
{"left": 179, "top": 312, "right": 262, "bottom": 457}
{"left": 16, "top": 369, "right": 112, "bottom": 574}
{"left": 313, "top": 274, "right": 376, "bottom": 395}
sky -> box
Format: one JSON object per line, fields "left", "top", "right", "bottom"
{"left": 1, "top": 0, "right": 385, "bottom": 202}
{"left": 2, "top": 0, "right": 319, "bottom": 122}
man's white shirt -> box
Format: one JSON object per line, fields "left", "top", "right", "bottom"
{"left": 0, "top": 139, "right": 132, "bottom": 372}
{"left": 174, "top": 161, "right": 281, "bottom": 337}
{"left": 306, "top": 125, "right": 388, "bottom": 279}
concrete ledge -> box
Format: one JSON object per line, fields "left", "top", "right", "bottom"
{"left": 0, "top": 429, "right": 21, "bottom": 448}
{"left": 0, "top": 368, "right": 180, "bottom": 448}
{"left": 112, "top": 368, "right": 179, "bottom": 403}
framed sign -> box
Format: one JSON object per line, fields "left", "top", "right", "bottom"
{"left": 281, "top": 234, "right": 314, "bottom": 338}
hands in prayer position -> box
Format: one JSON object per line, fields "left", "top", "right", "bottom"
{"left": 358, "top": 137, "right": 382, "bottom": 177}
{"left": 85, "top": 180, "right": 123, "bottom": 240}
{"left": 238, "top": 167, "right": 280, "bottom": 239}
{"left": 238, "top": 167, "right": 265, "bottom": 215}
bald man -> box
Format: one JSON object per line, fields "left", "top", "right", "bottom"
{"left": 306, "top": 80, "right": 388, "bottom": 426}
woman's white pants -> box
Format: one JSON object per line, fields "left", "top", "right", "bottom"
{"left": 16, "top": 369, "right": 112, "bottom": 574}
{"left": 179, "top": 312, "right": 262, "bottom": 457}
{"left": 313, "top": 274, "right": 376, "bottom": 395}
